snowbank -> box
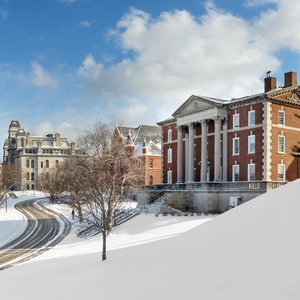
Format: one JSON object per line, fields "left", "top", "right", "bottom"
{"left": 1, "top": 180, "right": 300, "bottom": 299}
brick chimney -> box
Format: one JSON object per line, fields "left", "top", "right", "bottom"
{"left": 284, "top": 71, "right": 297, "bottom": 87}
{"left": 264, "top": 71, "right": 277, "bottom": 93}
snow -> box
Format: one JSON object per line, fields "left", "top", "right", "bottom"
{"left": 0, "top": 191, "right": 45, "bottom": 247}
{"left": 1, "top": 180, "right": 300, "bottom": 299}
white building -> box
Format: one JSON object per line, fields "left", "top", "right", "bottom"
{"left": 3, "top": 120, "right": 85, "bottom": 190}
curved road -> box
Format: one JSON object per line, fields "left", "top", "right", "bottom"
{"left": 0, "top": 198, "right": 71, "bottom": 270}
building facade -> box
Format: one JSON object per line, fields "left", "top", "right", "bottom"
{"left": 157, "top": 71, "right": 300, "bottom": 211}
{"left": 115, "top": 124, "right": 161, "bottom": 185}
{"left": 3, "top": 120, "right": 85, "bottom": 190}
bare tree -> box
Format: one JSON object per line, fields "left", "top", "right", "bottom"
{"left": 39, "top": 166, "right": 66, "bottom": 203}
{"left": 63, "top": 157, "right": 86, "bottom": 223}
{"left": 77, "top": 121, "right": 143, "bottom": 261}
{"left": 0, "top": 164, "right": 18, "bottom": 203}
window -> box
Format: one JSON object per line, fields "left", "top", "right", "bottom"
{"left": 56, "top": 160, "right": 59, "bottom": 167}
{"left": 233, "top": 114, "right": 240, "bottom": 129}
{"left": 26, "top": 172, "right": 30, "bottom": 180}
{"left": 278, "top": 135, "right": 285, "bottom": 153}
{"left": 46, "top": 160, "right": 49, "bottom": 168}
{"left": 31, "top": 160, "right": 34, "bottom": 168}
{"left": 232, "top": 165, "right": 239, "bottom": 182}
{"left": 27, "top": 184, "right": 30, "bottom": 190}
{"left": 167, "top": 129, "right": 172, "bottom": 142}
{"left": 31, "top": 184, "right": 35, "bottom": 190}
{"left": 233, "top": 137, "right": 240, "bottom": 155}
{"left": 31, "top": 172, "right": 35, "bottom": 181}
{"left": 248, "top": 164, "right": 255, "bottom": 181}
{"left": 149, "top": 175, "right": 153, "bottom": 185}
{"left": 278, "top": 110, "right": 285, "bottom": 126}
{"left": 278, "top": 164, "right": 285, "bottom": 181}
{"left": 26, "top": 160, "right": 30, "bottom": 168}
{"left": 149, "top": 158, "right": 154, "bottom": 168}
{"left": 41, "top": 162, "right": 43, "bottom": 168}
{"left": 248, "top": 110, "right": 255, "bottom": 126}
{"left": 167, "top": 170, "right": 172, "bottom": 184}
{"left": 248, "top": 135, "right": 255, "bottom": 154}
{"left": 168, "top": 148, "right": 172, "bottom": 163}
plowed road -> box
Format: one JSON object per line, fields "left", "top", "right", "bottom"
{"left": 0, "top": 199, "right": 70, "bottom": 270}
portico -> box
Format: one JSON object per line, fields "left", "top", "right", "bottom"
{"left": 174, "top": 96, "right": 227, "bottom": 183}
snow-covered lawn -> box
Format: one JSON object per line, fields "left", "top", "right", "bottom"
{"left": 1, "top": 180, "right": 300, "bottom": 299}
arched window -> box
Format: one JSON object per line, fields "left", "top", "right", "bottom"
{"left": 31, "top": 172, "right": 34, "bottom": 181}
{"left": 46, "top": 160, "right": 49, "bottom": 168}
{"left": 26, "top": 172, "right": 30, "bottom": 180}
{"left": 41, "top": 162, "right": 44, "bottom": 168}
{"left": 31, "top": 160, "right": 34, "bottom": 168}
{"left": 26, "top": 160, "right": 30, "bottom": 168}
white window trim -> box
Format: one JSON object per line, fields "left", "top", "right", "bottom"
{"left": 248, "top": 135, "right": 255, "bottom": 154}
{"left": 248, "top": 110, "right": 255, "bottom": 127}
{"left": 278, "top": 110, "right": 286, "bottom": 126}
{"left": 232, "top": 165, "right": 240, "bottom": 182}
{"left": 248, "top": 163, "right": 255, "bottom": 181}
{"left": 278, "top": 164, "right": 285, "bottom": 182}
{"left": 167, "top": 170, "right": 172, "bottom": 184}
{"left": 167, "top": 129, "right": 172, "bottom": 142}
{"left": 233, "top": 114, "right": 240, "bottom": 129}
{"left": 278, "top": 135, "right": 286, "bottom": 154}
{"left": 233, "top": 137, "right": 240, "bottom": 155}
{"left": 167, "top": 148, "right": 172, "bottom": 163}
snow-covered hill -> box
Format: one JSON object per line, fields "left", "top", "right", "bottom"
{"left": 1, "top": 180, "right": 300, "bottom": 300}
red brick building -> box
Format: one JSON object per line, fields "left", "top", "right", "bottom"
{"left": 157, "top": 71, "right": 300, "bottom": 211}
{"left": 115, "top": 125, "right": 161, "bottom": 186}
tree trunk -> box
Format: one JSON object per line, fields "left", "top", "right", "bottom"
{"left": 102, "top": 229, "right": 107, "bottom": 261}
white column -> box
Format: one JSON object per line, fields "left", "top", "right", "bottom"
{"left": 214, "top": 117, "right": 222, "bottom": 181}
{"left": 177, "top": 125, "right": 183, "bottom": 183}
{"left": 222, "top": 118, "right": 228, "bottom": 181}
{"left": 185, "top": 129, "right": 189, "bottom": 183}
{"left": 201, "top": 120, "right": 207, "bottom": 182}
{"left": 188, "top": 123, "right": 195, "bottom": 182}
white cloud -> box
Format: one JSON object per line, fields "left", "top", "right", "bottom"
{"left": 78, "top": 2, "right": 300, "bottom": 124}
{"left": 244, "top": 0, "right": 276, "bottom": 7}
{"left": 77, "top": 54, "right": 102, "bottom": 82}
{"left": 29, "top": 62, "right": 58, "bottom": 88}
{"left": 33, "top": 121, "right": 82, "bottom": 142}
{"left": 79, "top": 20, "right": 92, "bottom": 28}
{"left": 253, "top": 0, "right": 300, "bottom": 53}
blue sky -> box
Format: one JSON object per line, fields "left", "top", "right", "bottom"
{"left": 1, "top": 0, "right": 300, "bottom": 151}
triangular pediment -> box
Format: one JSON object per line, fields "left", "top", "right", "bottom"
{"left": 267, "top": 87, "right": 300, "bottom": 106}
{"left": 172, "top": 95, "right": 223, "bottom": 117}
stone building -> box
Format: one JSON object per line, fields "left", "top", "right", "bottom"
{"left": 156, "top": 71, "right": 300, "bottom": 212}
{"left": 3, "top": 120, "right": 85, "bottom": 190}
{"left": 115, "top": 124, "right": 161, "bottom": 185}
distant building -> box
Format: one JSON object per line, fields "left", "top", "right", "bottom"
{"left": 3, "top": 120, "right": 85, "bottom": 190}
{"left": 157, "top": 71, "right": 300, "bottom": 212}
{"left": 115, "top": 125, "right": 161, "bottom": 185}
